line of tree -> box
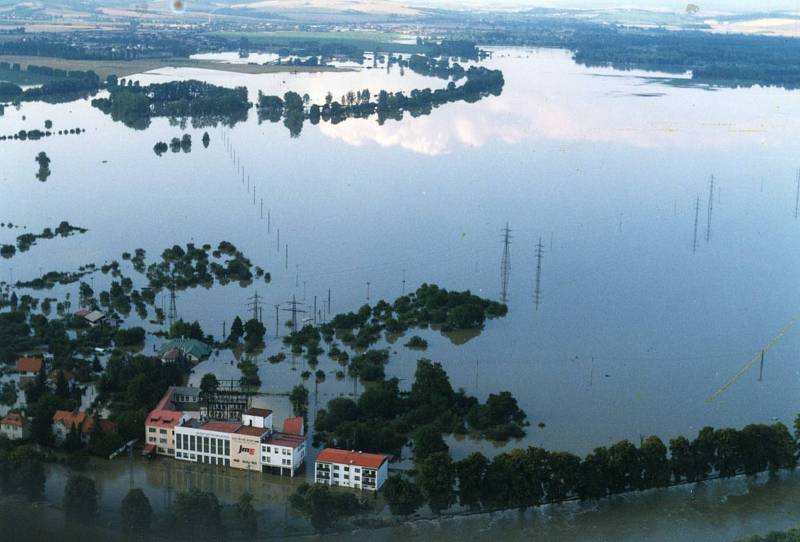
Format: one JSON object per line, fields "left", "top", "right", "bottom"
{"left": 256, "top": 65, "right": 504, "bottom": 137}
{"left": 384, "top": 418, "right": 800, "bottom": 517}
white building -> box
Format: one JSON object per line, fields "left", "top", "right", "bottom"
{"left": 0, "top": 413, "right": 29, "bottom": 440}
{"left": 315, "top": 449, "right": 390, "bottom": 491}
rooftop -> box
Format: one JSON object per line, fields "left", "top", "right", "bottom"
{"left": 244, "top": 407, "right": 272, "bottom": 417}
{"left": 235, "top": 425, "right": 268, "bottom": 437}
{"left": 16, "top": 357, "right": 43, "bottom": 373}
{"left": 1, "top": 412, "right": 25, "bottom": 427}
{"left": 158, "top": 338, "right": 212, "bottom": 359}
{"left": 199, "top": 420, "right": 241, "bottom": 434}
{"left": 267, "top": 432, "right": 305, "bottom": 449}
{"left": 316, "top": 448, "right": 388, "bottom": 469}
{"left": 84, "top": 310, "right": 106, "bottom": 323}
{"left": 282, "top": 416, "right": 304, "bottom": 436}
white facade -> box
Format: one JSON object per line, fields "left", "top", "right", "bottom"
{"left": 0, "top": 417, "right": 28, "bottom": 440}
{"left": 174, "top": 424, "right": 233, "bottom": 467}
{"left": 261, "top": 434, "right": 305, "bottom": 476}
{"left": 315, "top": 451, "right": 389, "bottom": 491}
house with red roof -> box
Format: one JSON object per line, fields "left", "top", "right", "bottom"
{"left": 144, "top": 386, "right": 200, "bottom": 456}
{"left": 282, "top": 416, "right": 304, "bottom": 436}
{"left": 52, "top": 410, "right": 116, "bottom": 445}
{"left": 16, "top": 357, "right": 43, "bottom": 378}
{"left": 315, "top": 448, "right": 390, "bottom": 491}
{"left": 0, "top": 412, "right": 29, "bottom": 440}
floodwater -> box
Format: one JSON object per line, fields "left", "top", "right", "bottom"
{"left": 3, "top": 47, "right": 800, "bottom": 538}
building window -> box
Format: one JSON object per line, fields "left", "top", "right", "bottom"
{"left": 211, "top": 438, "right": 217, "bottom": 455}
{"left": 148, "top": 427, "right": 155, "bottom": 433}
{"left": 203, "top": 437, "right": 209, "bottom": 453}
{"left": 355, "top": 476, "right": 360, "bottom": 481}
{"left": 224, "top": 440, "right": 230, "bottom": 456}
{"left": 159, "top": 429, "right": 167, "bottom": 434}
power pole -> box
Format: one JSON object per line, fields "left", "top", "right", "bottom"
{"left": 366, "top": 281, "right": 371, "bottom": 302}
{"left": 795, "top": 169, "right": 800, "bottom": 220}
{"left": 274, "top": 304, "right": 280, "bottom": 338}
{"left": 167, "top": 283, "right": 178, "bottom": 329}
{"left": 327, "top": 288, "right": 331, "bottom": 316}
{"left": 533, "top": 236, "right": 544, "bottom": 310}
{"left": 401, "top": 269, "right": 406, "bottom": 294}
{"left": 222, "top": 320, "right": 226, "bottom": 339}
{"left": 500, "top": 223, "right": 511, "bottom": 303}
{"left": 285, "top": 244, "right": 288, "bottom": 270}
{"left": 706, "top": 175, "right": 715, "bottom": 243}
{"left": 758, "top": 349, "right": 765, "bottom": 381}
{"left": 692, "top": 195, "right": 700, "bottom": 254}
{"left": 247, "top": 291, "right": 264, "bottom": 322}
{"left": 281, "top": 296, "right": 306, "bottom": 335}
{"left": 313, "top": 295, "right": 317, "bottom": 325}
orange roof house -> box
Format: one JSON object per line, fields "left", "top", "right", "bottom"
{"left": 16, "top": 357, "right": 43, "bottom": 374}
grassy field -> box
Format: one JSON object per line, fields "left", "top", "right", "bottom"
{"left": 0, "top": 55, "right": 350, "bottom": 80}
{"left": 209, "top": 30, "right": 427, "bottom": 54}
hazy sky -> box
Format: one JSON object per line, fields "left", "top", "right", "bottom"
{"left": 428, "top": 0, "right": 800, "bottom": 13}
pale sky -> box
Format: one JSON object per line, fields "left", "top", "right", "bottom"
{"left": 425, "top": 0, "right": 800, "bottom": 13}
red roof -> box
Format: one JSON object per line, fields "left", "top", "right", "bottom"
{"left": 199, "top": 420, "right": 241, "bottom": 434}
{"left": 316, "top": 448, "right": 388, "bottom": 469}
{"left": 235, "top": 425, "right": 268, "bottom": 437}
{"left": 52, "top": 410, "right": 115, "bottom": 434}
{"left": 1, "top": 413, "right": 25, "bottom": 428}
{"left": 283, "top": 416, "right": 304, "bottom": 436}
{"left": 16, "top": 357, "right": 43, "bottom": 373}
{"left": 244, "top": 407, "right": 272, "bottom": 417}
{"left": 161, "top": 348, "right": 180, "bottom": 361}
{"left": 267, "top": 432, "right": 305, "bottom": 449}
{"left": 146, "top": 410, "right": 180, "bottom": 429}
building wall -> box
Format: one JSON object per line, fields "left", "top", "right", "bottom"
{"left": 231, "top": 434, "right": 262, "bottom": 472}
{"left": 146, "top": 424, "right": 175, "bottom": 456}
{"left": 261, "top": 442, "right": 305, "bottom": 475}
{"left": 174, "top": 427, "right": 231, "bottom": 467}
{"left": 0, "top": 424, "right": 25, "bottom": 440}
{"left": 315, "top": 460, "right": 387, "bottom": 491}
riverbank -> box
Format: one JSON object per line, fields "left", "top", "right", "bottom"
{"left": 0, "top": 55, "right": 352, "bottom": 80}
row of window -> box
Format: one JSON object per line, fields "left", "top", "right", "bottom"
{"left": 176, "top": 433, "right": 231, "bottom": 456}
{"left": 176, "top": 451, "right": 231, "bottom": 467}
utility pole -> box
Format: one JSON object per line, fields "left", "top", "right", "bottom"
{"left": 167, "top": 283, "right": 178, "bottom": 329}
{"left": 795, "top": 169, "right": 800, "bottom": 220}
{"left": 274, "top": 304, "right": 280, "bottom": 337}
{"left": 500, "top": 223, "right": 511, "bottom": 303}
{"left": 692, "top": 195, "right": 700, "bottom": 254}
{"left": 366, "top": 281, "right": 370, "bottom": 302}
{"left": 758, "top": 349, "right": 765, "bottom": 381}
{"left": 277, "top": 229, "right": 280, "bottom": 252}
{"left": 222, "top": 320, "right": 226, "bottom": 339}
{"left": 268, "top": 211, "right": 271, "bottom": 233}
{"left": 401, "top": 269, "right": 406, "bottom": 294}
{"left": 247, "top": 291, "right": 263, "bottom": 322}
{"left": 285, "top": 244, "right": 288, "bottom": 270}
{"left": 327, "top": 288, "right": 331, "bottom": 316}
{"left": 533, "top": 236, "right": 544, "bottom": 310}
{"left": 281, "top": 296, "right": 306, "bottom": 335}
{"left": 313, "top": 295, "right": 317, "bottom": 324}
{"left": 260, "top": 199, "right": 263, "bottom": 219}
{"left": 706, "top": 175, "right": 715, "bottom": 243}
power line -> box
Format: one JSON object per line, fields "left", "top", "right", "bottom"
{"left": 692, "top": 195, "right": 700, "bottom": 254}
{"left": 533, "top": 236, "right": 544, "bottom": 310}
{"left": 500, "top": 223, "right": 511, "bottom": 303}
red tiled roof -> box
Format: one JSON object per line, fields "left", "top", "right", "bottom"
{"left": 244, "top": 407, "right": 272, "bottom": 417}
{"left": 199, "top": 420, "right": 241, "bottom": 434}
{"left": 146, "top": 410, "right": 180, "bottom": 429}
{"left": 235, "top": 425, "right": 268, "bottom": 437}
{"left": 161, "top": 348, "right": 180, "bottom": 361}
{"left": 75, "top": 309, "right": 91, "bottom": 317}
{"left": 282, "top": 416, "right": 304, "bottom": 436}
{"left": 316, "top": 448, "right": 388, "bottom": 469}
{"left": 52, "top": 410, "right": 115, "bottom": 434}
{"left": 16, "top": 357, "right": 43, "bottom": 373}
{"left": 1, "top": 413, "right": 25, "bottom": 428}
{"left": 267, "top": 432, "right": 305, "bottom": 449}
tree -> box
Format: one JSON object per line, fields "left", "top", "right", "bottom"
{"left": 606, "top": 440, "right": 641, "bottom": 493}
{"left": 314, "top": 369, "right": 326, "bottom": 395}
{"left": 455, "top": 452, "right": 488, "bottom": 509}
{"left": 235, "top": 492, "right": 257, "bottom": 537}
{"left": 55, "top": 370, "right": 69, "bottom": 400}
{"left": 639, "top": 436, "right": 671, "bottom": 489}
{"left": 417, "top": 451, "right": 455, "bottom": 514}
{"left": 173, "top": 489, "right": 223, "bottom": 540}
{"left": 64, "top": 422, "right": 83, "bottom": 452}
{"left": 669, "top": 436, "right": 696, "bottom": 482}
{"left": 243, "top": 318, "right": 266, "bottom": 352}
{"left": 383, "top": 476, "right": 424, "bottom": 515}
{"left": 412, "top": 425, "right": 448, "bottom": 462}
{"left": 63, "top": 474, "right": 98, "bottom": 522}
{"left": 200, "top": 373, "right": 219, "bottom": 395}
{"left": 202, "top": 132, "right": 210, "bottom": 148}
{"left": 121, "top": 488, "right": 152, "bottom": 540}
{"left": 227, "top": 316, "right": 244, "bottom": 344}
{"left": 576, "top": 447, "right": 610, "bottom": 500}
{"left": 289, "top": 483, "right": 367, "bottom": 532}
{"left": 289, "top": 385, "right": 309, "bottom": 417}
